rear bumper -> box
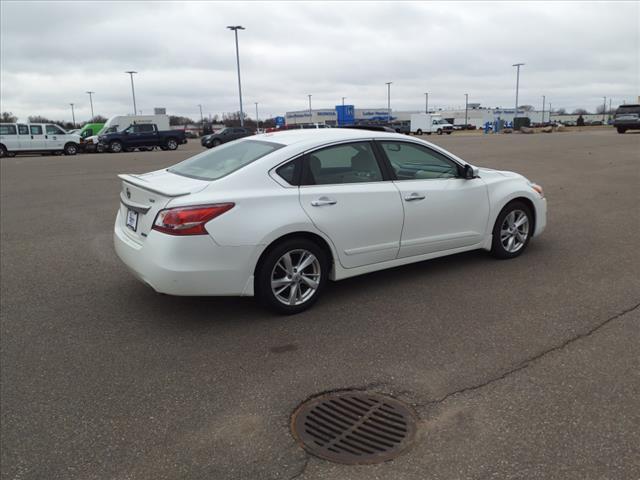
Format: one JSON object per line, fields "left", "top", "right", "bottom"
{"left": 113, "top": 211, "right": 258, "bottom": 296}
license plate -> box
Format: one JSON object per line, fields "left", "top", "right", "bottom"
{"left": 126, "top": 209, "right": 138, "bottom": 231}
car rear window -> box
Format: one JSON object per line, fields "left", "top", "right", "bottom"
{"left": 168, "top": 139, "right": 284, "bottom": 181}
{"left": 616, "top": 105, "right": 640, "bottom": 115}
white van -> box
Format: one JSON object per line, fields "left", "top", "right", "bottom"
{"left": 84, "top": 114, "right": 170, "bottom": 152}
{"left": 410, "top": 114, "right": 454, "bottom": 135}
{"left": 0, "top": 123, "right": 81, "bottom": 157}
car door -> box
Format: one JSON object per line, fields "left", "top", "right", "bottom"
{"left": 0, "top": 124, "right": 19, "bottom": 152}
{"left": 28, "top": 125, "right": 46, "bottom": 150}
{"left": 45, "top": 124, "right": 66, "bottom": 150}
{"left": 378, "top": 140, "right": 490, "bottom": 258}
{"left": 15, "top": 124, "right": 29, "bottom": 150}
{"left": 298, "top": 141, "right": 404, "bottom": 269}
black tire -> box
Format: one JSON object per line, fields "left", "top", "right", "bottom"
{"left": 0, "top": 144, "right": 6, "bottom": 158}
{"left": 255, "top": 238, "right": 329, "bottom": 314}
{"left": 437, "top": 129, "right": 443, "bottom": 135}
{"left": 446, "top": 131, "right": 452, "bottom": 135}
{"left": 165, "top": 138, "right": 178, "bottom": 150}
{"left": 109, "top": 141, "right": 123, "bottom": 153}
{"left": 212, "top": 139, "right": 221, "bottom": 147}
{"left": 416, "top": 129, "right": 423, "bottom": 135}
{"left": 616, "top": 127, "right": 626, "bottom": 134}
{"left": 64, "top": 143, "right": 78, "bottom": 155}
{"left": 490, "top": 201, "right": 534, "bottom": 259}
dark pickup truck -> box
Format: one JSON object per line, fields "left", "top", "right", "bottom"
{"left": 98, "top": 124, "right": 187, "bottom": 153}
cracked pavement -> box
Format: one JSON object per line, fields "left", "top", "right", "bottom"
{"left": 1, "top": 130, "right": 639, "bottom": 479}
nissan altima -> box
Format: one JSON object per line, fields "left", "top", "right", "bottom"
{"left": 114, "top": 129, "right": 546, "bottom": 313}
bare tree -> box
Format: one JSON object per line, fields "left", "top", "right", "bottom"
{"left": 572, "top": 108, "right": 589, "bottom": 115}
{"left": 1, "top": 112, "right": 18, "bottom": 123}
{"left": 518, "top": 105, "right": 534, "bottom": 112}
{"left": 555, "top": 108, "right": 567, "bottom": 115}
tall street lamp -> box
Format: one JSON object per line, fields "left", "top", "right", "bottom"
{"left": 198, "top": 104, "right": 204, "bottom": 125}
{"left": 512, "top": 63, "right": 525, "bottom": 124}
{"left": 602, "top": 96, "right": 607, "bottom": 123}
{"left": 541, "top": 95, "right": 546, "bottom": 124}
{"left": 424, "top": 92, "right": 429, "bottom": 114}
{"left": 307, "top": 94, "right": 312, "bottom": 124}
{"left": 464, "top": 93, "right": 469, "bottom": 127}
{"left": 386, "top": 82, "right": 392, "bottom": 123}
{"left": 69, "top": 103, "right": 76, "bottom": 128}
{"left": 86, "top": 91, "right": 95, "bottom": 120}
{"left": 254, "top": 102, "right": 259, "bottom": 131}
{"left": 342, "top": 97, "right": 346, "bottom": 106}
{"left": 227, "top": 25, "right": 245, "bottom": 127}
{"left": 125, "top": 71, "right": 138, "bottom": 116}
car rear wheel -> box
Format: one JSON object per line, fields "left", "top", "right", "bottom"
{"left": 616, "top": 127, "right": 626, "bottom": 134}
{"left": 212, "top": 139, "right": 221, "bottom": 147}
{"left": 166, "top": 138, "right": 178, "bottom": 150}
{"left": 491, "top": 201, "right": 533, "bottom": 259}
{"left": 416, "top": 129, "right": 423, "bottom": 135}
{"left": 109, "top": 141, "right": 123, "bottom": 153}
{"left": 64, "top": 143, "right": 78, "bottom": 155}
{"left": 437, "top": 128, "right": 443, "bottom": 135}
{"left": 256, "top": 238, "right": 328, "bottom": 314}
{"left": 0, "top": 145, "right": 7, "bottom": 158}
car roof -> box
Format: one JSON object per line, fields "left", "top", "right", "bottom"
{"left": 255, "top": 127, "right": 408, "bottom": 146}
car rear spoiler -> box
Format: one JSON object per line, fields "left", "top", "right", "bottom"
{"left": 118, "top": 174, "right": 191, "bottom": 197}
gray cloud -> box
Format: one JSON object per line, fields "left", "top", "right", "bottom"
{"left": 1, "top": 1, "right": 638, "bottom": 122}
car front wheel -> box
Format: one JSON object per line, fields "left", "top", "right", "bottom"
{"left": 166, "top": 138, "right": 178, "bottom": 150}
{"left": 109, "top": 141, "right": 123, "bottom": 153}
{"left": 64, "top": 143, "right": 78, "bottom": 155}
{"left": 616, "top": 127, "right": 626, "bottom": 134}
{"left": 256, "top": 239, "right": 328, "bottom": 314}
{"left": 491, "top": 201, "right": 533, "bottom": 259}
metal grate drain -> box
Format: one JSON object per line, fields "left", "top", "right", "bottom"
{"left": 291, "top": 391, "right": 417, "bottom": 465}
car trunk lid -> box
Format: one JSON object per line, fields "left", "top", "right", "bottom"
{"left": 118, "top": 170, "right": 210, "bottom": 242}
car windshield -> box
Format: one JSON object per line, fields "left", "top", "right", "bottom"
{"left": 168, "top": 139, "right": 284, "bottom": 181}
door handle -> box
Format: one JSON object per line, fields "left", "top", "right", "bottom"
{"left": 311, "top": 196, "right": 337, "bottom": 207}
{"left": 404, "top": 193, "right": 426, "bottom": 201}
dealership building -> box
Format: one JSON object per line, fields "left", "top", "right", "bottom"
{"left": 284, "top": 104, "right": 604, "bottom": 128}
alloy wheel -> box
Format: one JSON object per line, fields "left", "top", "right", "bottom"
{"left": 270, "top": 249, "right": 321, "bottom": 306}
{"left": 500, "top": 209, "right": 530, "bottom": 253}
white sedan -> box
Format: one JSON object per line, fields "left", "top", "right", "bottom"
{"left": 114, "top": 129, "right": 546, "bottom": 313}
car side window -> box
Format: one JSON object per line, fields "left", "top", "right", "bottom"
{"left": 233, "top": 128, "right": 245, "bottom": 134}
{"left": 303, "top": 142, "right": 383, "bottom": 185}
{"left": 0, "top": 125, "right": 17, "bottom": 135}
{"left": 275, "top": 157, "right": 302, "bottom": 186}
{"left": 46, "top": 125, "right": 65, "bottom": 135}
{"left": 380, "top": 142, "right": 459, "bottom": 180}
{"left": 18, "top": 125, "right": 29, "bottom": 135}
{"left": 30, "top": 125, "right": 43, "bottom": 135}
{"left": 138, "top": 124, "right": 154, "bottom": 133}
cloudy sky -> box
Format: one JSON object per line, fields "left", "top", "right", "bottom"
{"left": 1, "top": 1, "right": 638, "bottom": 123}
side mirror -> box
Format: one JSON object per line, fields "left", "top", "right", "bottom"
{"left": 463, "top": 164, "right": 479, "bottom": 179}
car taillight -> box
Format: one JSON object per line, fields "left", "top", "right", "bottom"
{"left": 152, "top": 203, "right": 234, "bottom": 235}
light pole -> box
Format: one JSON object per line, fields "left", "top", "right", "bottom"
{"left": 385, "top": 82, "right": 392, "bottom": 123}
{"left": 602, "top": 96, "right": 607, "bottom": 123}
{"left": 198, "top": 104, "right": 204, "bottom": 124}
{"left": 254, "top": 102, "right": 259, "bottom": 131}
{"left": 512, "top": 63, "right": 525, "bottom": 124}
{"left": 86, "top": 91, "right": 95, "bottom": 120}
{"left": 125, "top": 71, "right": 138, "bottom": 116}
{"left": 541, "top": 95, "right": 546, "bottom": 124}
{"left": 307, "top": 94, "right": 312, "bottom": 124}
{"left": 608, "top": 98, "right": 612, "bottom": 123}
{"left": 549, "top": 103, "right": 552, "bottom": 123}
{"left": 69, "top": 103, "right": 76, "bottom": 128}
{"left": 342, "top": 97, "right": 346, "bottom": 106}
{"left": 424, "top": 92, "right": 429, "bottom": 114}
{"left": 464, "top": 93, "right": 469, "bottom": 127}
{"left": 227, "top": 26, "right": 245, "bottom": 127}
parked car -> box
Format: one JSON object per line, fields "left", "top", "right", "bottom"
{"left": 410, "top": 114, "right": 454, "bottom": 135}
{"left": 613, "top": 104, "right": 640, "bottom": 133}
{"left": 0, "top": 123, "right": 81, "bottom": 157}
{"left": 201, "top": 127, "right": 254, "bottom": 148}
{"left": 341, "top": 124, "right": 397, "bottom": 133}
{"left": 391, "top": 121, "right": 411, "bottom": 134}
{"left": 114, "top": 129, "right": 547, "bottom": 314}
{"left": 98, "top": 123, "right": 186, "bottom": 153}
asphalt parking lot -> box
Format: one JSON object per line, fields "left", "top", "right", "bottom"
{"left": 1, "top": 129, "right": 639, "bottom": 479}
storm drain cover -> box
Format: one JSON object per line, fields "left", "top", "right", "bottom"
{"left": 291, "top": 391, "right": 417, "bottom": 464}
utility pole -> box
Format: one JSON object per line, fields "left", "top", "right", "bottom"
{"left": 198, "top": 104, "right": 204, "bottom": 125}
{"left": 227, "top": 26, "right": 245, "bottom": 126}
{"left": 342, "top": 97, "right": 346, "bottom": 106}
{"left": 386, "top": 82, "right": 392, "bottom": 123}
{"left": 602, "top": 96, "right": 607, "bottom": 123}
{"left": 541, "top": 95, "right": 546, "bottom": 124}
{"left": 512, "top": 63, "right": 525, "bottom": 124}
{"left": 255, "top": 102, "right": 259, "bottom": 131}
{"left": 549, "top": 103, "right": 552, "bottom": 123}
{"left": 464, "top": 93, "right": 469, "bottom": 127}
{"left": 86, "top": 91, "right": 95, "bottom": 120}
{"left": 69, "top": 103, "right": 76, "bottom": 128}
{"left": 125, "top": 71, "right": 138, "bottom": 115}
{"left": 308, "top": 94, "right": 312, "bottom": 124}
{"left": 424, "top": 92, "right": 429, "bottom": 113}
{"left": 608, "top": 98, "right": 612, "bottom": 123}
